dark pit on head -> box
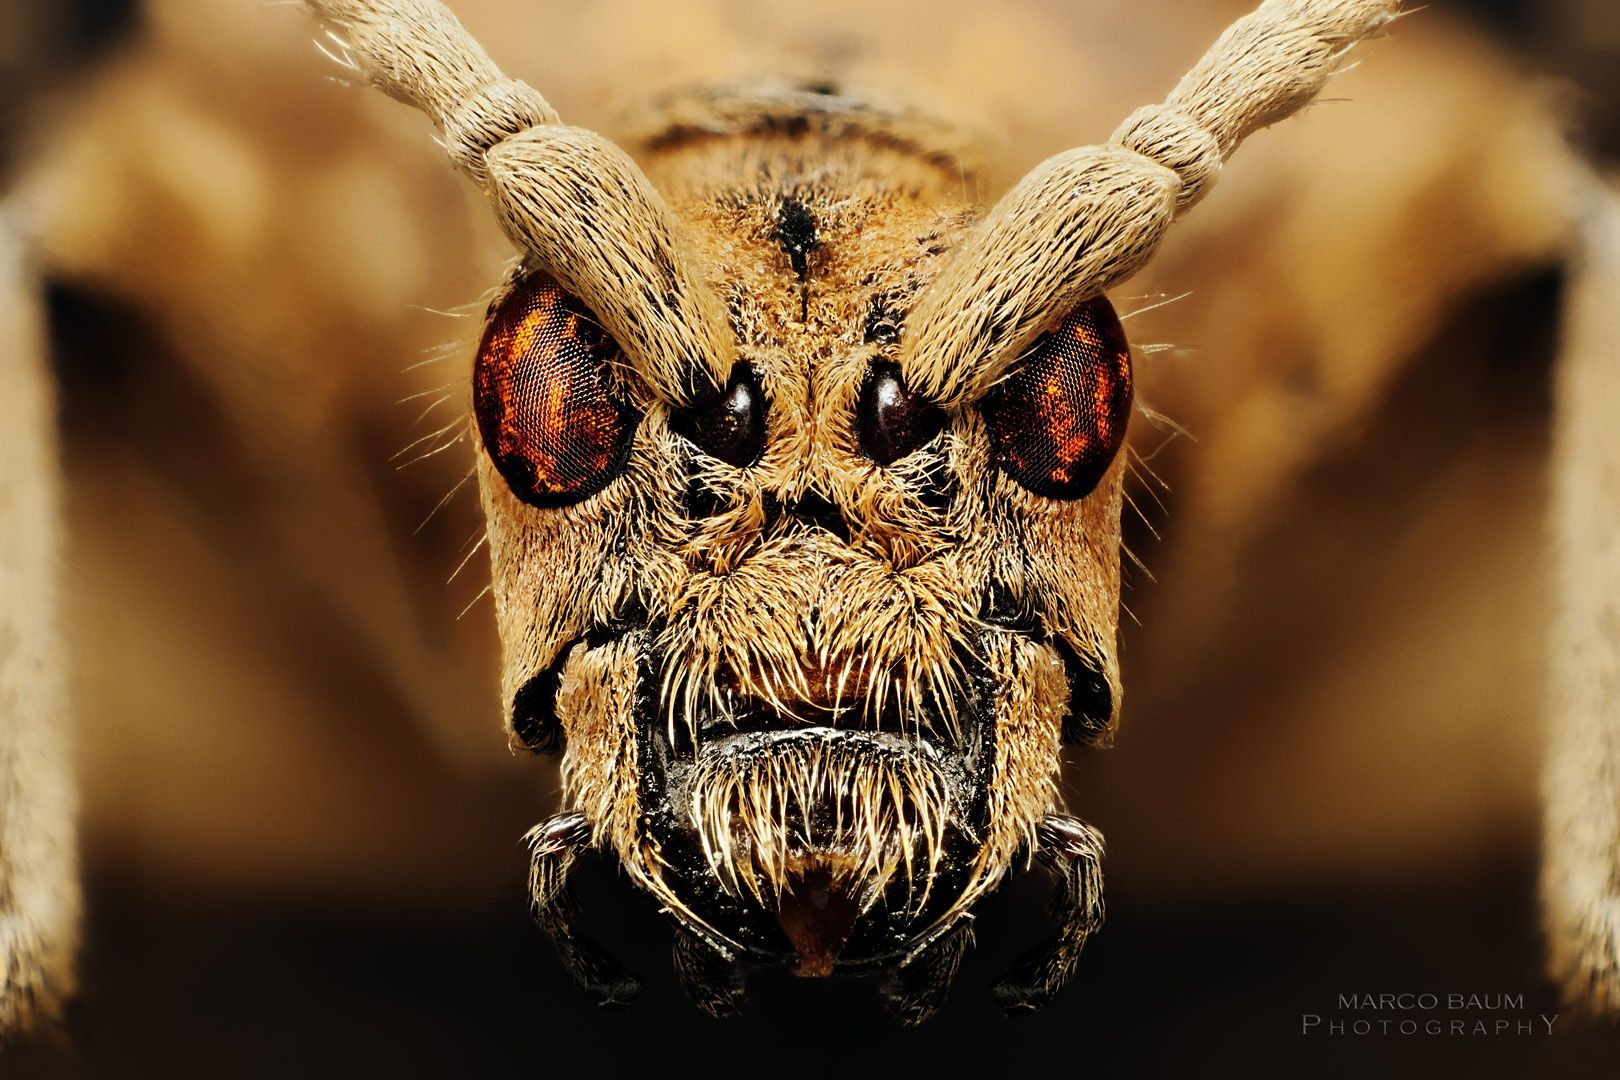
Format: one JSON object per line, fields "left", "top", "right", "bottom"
{"left": 1051, "top": 636, "right": 1113, "bottom": 744}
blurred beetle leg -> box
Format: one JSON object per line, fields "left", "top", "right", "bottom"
{"left": 525, "top": 813, "right": 640, "bottom": 1008}
{"left": 0, "top": 201, "right": 79, "bottom": 1041}
{"left": 880, "top": 923, "right": 973, "bottom": 1026}
{"left": 671, "top": 927, "right": 746, "bottom": 1020}
{"left": 1543, "top": 179, "right": 1620, "bottom": 1021}
{"left": 991, "top": 815, "right": 1105, "bottom": 1015}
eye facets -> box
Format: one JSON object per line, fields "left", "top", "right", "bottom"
{"left": 472, "top": 272, "right": 641, "bottom": 508}
{"left": 979, "top": 295, "right": 1133, "bottom": 500}
{"left": 671, "top": 363, "right": 766, "bottom": 467}
{"left": 857, "top": 363, "right": 946, "bottom": 466}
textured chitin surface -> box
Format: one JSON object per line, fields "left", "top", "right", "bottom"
{"left": 473, "top": 273, "right": 639, "bottom": 507}
{"left": 982, "top": 297, "right": 1133, "bottom": 500}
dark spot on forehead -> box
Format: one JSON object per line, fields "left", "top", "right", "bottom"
{"left": 773, "top": 197, "right": 819, "bottom": 283}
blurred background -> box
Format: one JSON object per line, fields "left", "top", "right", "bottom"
{"left": 3, "top": 0, "right": 1619, "bottom": 1074}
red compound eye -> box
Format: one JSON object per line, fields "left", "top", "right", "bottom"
{"left": 473, "top": 272, "right": 641, "bottom": 508}
{"left": 979, "top": 295, "right": 1133, "bottom": 500}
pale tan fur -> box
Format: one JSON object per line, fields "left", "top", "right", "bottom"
{"left": 0, "top": 200, "right": 79, "bottom": 1039}
{"left": 1543, "top": 177, "right": 1620, "bottom": 1020}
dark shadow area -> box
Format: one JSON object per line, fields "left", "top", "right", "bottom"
{"left": 0, "top": 0, "right": 142, "bottom": 152}
{"left": 7, "top": 854, "right": 1620, "bottom": 1078}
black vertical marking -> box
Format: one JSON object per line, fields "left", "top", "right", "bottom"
{"left": 773, "top": 198, "right": 819, "bottom": 283}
